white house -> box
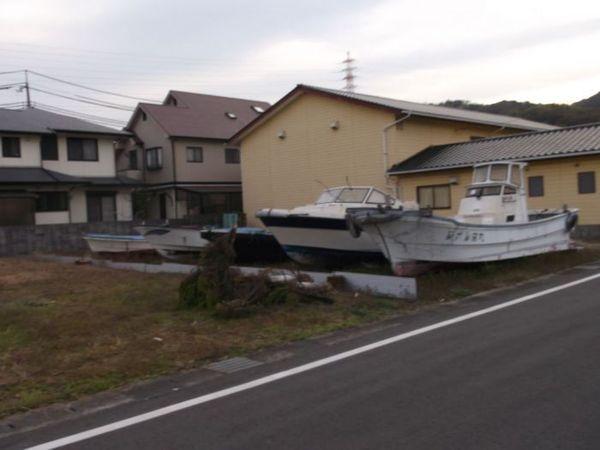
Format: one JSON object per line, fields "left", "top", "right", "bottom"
{"left": 0, "top": 108, "right": 138, "bottom": 226}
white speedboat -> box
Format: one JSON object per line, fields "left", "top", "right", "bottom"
{"left": 256, "top": 186, "right": 402, "bottom": 265}
{"left": 83, "top": 233, "right": 153, "bottom": 254}
{"left": 348, "top": 162, "right": 578, "bottom": 276}
{"left": 134, "top": 225, "right": 209, "bottom": 259}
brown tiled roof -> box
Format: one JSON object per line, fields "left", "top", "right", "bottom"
{"left": 129, "top": 91, "right": 270, "bottom": 140}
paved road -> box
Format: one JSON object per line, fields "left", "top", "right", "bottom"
{"left": 4, "top": 266, "right": 600, "bottom": 450}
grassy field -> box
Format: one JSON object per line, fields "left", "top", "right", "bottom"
{"left": 1, "top": 246, "right": 599, "bottom": 418}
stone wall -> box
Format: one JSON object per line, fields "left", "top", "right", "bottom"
{"left": 0, "top": 222, "right": 137, "bottom": 256}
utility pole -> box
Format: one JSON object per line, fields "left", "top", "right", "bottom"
{"left": 341, "top": 51, "right": 357, "bottom": 92}
{"left": 24, "top": 69, "right": 31, "bottom": 107}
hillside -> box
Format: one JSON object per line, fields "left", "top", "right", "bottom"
{"left": 439, "top": 92, "right": 600, "bottom": 127}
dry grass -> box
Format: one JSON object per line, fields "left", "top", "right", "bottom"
{"left": 1, "top": 245, "right": 599, "bottom": 418}
{"left": 418, "top": 245, "right": 600, "bottom": 302}
{"left": 0, "top": 258, "right": 404, "bottom": 418}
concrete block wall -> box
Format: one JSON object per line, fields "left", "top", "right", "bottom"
{"left": 0, "top": 222, "right": 137, "bottom": 256}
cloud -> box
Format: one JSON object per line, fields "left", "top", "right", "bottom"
{"left": 1, "top": 0, "right": 599, "bottom": 123}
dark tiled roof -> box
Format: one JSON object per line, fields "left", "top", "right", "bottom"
{"left": 130, "top": 91, "right": 270, "bottom": 140}
{"left": 0, "top": 108, "right": 129, "bottom": 136}
{"left": 0, "top": 167, "right": 139, "bottom": 185}
{"left": 389, "top": 123, "right": 600, "bottom": 174}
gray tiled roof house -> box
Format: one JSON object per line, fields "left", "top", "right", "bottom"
{"left": 389, "top": 123, "right": 600, "bottom": 174}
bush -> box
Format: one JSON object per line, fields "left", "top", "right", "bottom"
{"left": 178, "top": 229, "right": 333, "bottom": 317}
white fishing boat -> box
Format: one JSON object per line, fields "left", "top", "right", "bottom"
{"left": 83, "top": 233, "right": 153, "bottom": 254}
{"left": 134, "top": 225, "right": 209, "bottom": 259}
{"left": 347, "top": 162, "right": 578, "bottom": 276}
{"left": 256, "top": 186, "right": 402, "bottom": 265}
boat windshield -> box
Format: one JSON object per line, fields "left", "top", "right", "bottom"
{"left": 315, "top": 188, "right": 343, "bottom": 204}
{"left": 490, "top": 164, "right": 509, "bottom": 181}
{"left": 473, "top": 166, "right": 488, "bottom": 183}
{"left": 336, "top": 188, "right": 370, "bottom": 203}
{"left": 315, "top": 187, "right": 370, "bottom": 204}
{"left": 466, "top": 185, "right": 503, "bottom": 197}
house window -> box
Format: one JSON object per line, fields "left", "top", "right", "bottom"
{"left": 128, "top": 150, "right": 138, "bottom": 170}
{"left": 186, "top": 146, "right": 203, "bottom": 163}
{"left": 87, "top": 192, "right": 116, "bottom": 222}
{"left": 146, "top": 147, "right": 163, "bottom": 170}
{"left": 2, "top": 137, "right": 21, "bottom": 158}
{"left": 528, "top": 176, "right": 544, "bottom": 197}
{"left": 578, "top": 171, "right": 596, "bottom": 194}
{"left": 225, "top": 112, "right": 237, "bottom": 120}
{"left": 41, "top": 135, "right": 58, "bottom": 160}
{"left": 67, "top": 138, "right": 98, "bottom": 161}
{"left": 417, "top": 185, "right": 451, "bottom": 209}
{"left": 225, "top": 148, "right": 240, "bottom": 164}
{"left": 185, "top": 191, "right": 243, "bottom": 217}
{"left": 36, "top": 192, "right": 69, "bottom": 212}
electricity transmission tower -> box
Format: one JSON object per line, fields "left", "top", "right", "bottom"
{"left": 341, "top": 51, "right": 357, "bottom": 92}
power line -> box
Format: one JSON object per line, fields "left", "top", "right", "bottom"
{"left": 27, "top": 70, "right": 160, "bottom": 102}
{"left": 34, "top": 102, "right": 128, "bottom": 123}
{"left": 28, "top": 86, "right": 135, "bottom": 111}
{"left": 0, "top": 69, "right": 25, "bottom": 76}
{"left": 0, "top": 41, "right": 329, "bottom": 68}
{"left": 33, "top": 103, "right": 127, "bottom": 128}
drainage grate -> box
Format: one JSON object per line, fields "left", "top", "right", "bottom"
{"left": 206, "top": 357, "right": 263, "bottom": 374}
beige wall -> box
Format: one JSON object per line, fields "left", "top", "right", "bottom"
{"left": 42, "top": 134, "right": 116, "bottom": 177}
{"left": 173, "top": 139, "right": 241, "bottom": 183}
{"left": 240, "top": 92, "right": 517, "bottom": 226}
{"left": 0, "top": 134, "right": 40, "bottom": 167}
{"left": 69, "top": 187, "right": 133, "bottom": 223}
{"left": 394, "top": 155, "right": 600, "bottom": 225}
{"left": 128, "top": 112, "right": 173, "bottom": 185}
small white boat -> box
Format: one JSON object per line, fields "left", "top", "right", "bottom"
{"left": 134, "top": 225, "right": 209, "bottom": 259}
{"left": 348, "top": 162, "right": 578, "bottom": 276}
{"left": 256, "top": 186, "right": 402, "bottom": 265}
{"left": 83, "top": 233, "right": 153, "bottom": 254}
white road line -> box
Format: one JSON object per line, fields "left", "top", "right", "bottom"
{"left": 26, "top": 271, "right": 600, "bottom": 450}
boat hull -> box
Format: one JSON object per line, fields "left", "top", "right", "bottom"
{"left": 200, "top": 227, "right": 288, "bottom": 263}
{"left": 83, "top": 234, "right": 153, "bottom": 254}
{"left": 135, "top": 226, "right": 208, "bottom": 259}
{"left": 258, "top": 215, "right": 384, "bottom": 265}
{"left": 356, "top": 210, "right": 575, "bottom": 275}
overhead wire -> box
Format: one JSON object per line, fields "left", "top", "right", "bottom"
{"left": 33, "top": 103, "right": 127, "bottom": 128}
{"left": 28, "top": 86, "right": 135, "bottom": 111}
{"left": 28, "top": 71, "right": 160, "bottom": 102}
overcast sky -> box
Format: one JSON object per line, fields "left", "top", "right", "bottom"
{"left": 1, "top": 0, "right": 599, "bottom": 127}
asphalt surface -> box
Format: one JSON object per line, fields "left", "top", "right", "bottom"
{"left": 3, "top": 264, "right": 600, "bottom": 450}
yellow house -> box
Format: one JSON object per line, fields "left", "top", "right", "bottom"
{"left": 229, "top": 85, "right": 555, "bottom": 226}
{"left": 388, "top": 123, "right": 600, "bottom": 237}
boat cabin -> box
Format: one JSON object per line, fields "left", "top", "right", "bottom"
{"left": 315, "top": 186, "right": 401, "bottom": 207}
{"left": 457, "top": 162, "right": 528, "bottom": 224}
